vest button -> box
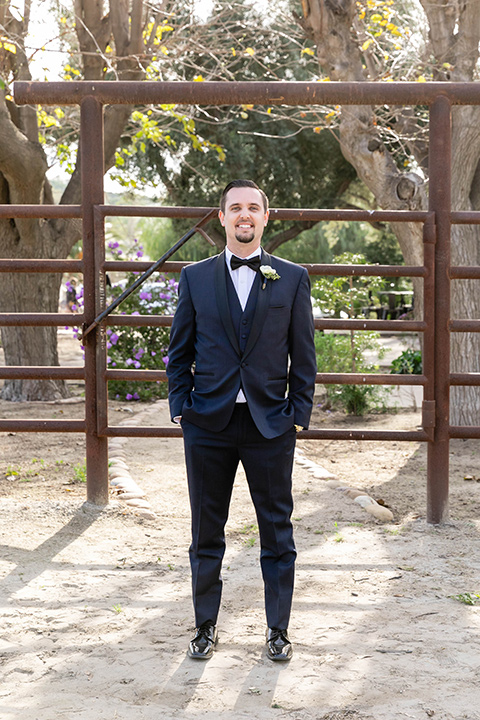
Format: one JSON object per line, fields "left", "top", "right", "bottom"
{"left": 242, "top": 319, "right": 248, "bottom": 325}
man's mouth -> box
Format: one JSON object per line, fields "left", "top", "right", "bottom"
{"left": 235, "top": 223, "right": 255, "bottom": 243}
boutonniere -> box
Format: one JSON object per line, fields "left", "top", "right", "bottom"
{"left": 259, "top": 265, "right": 280, "bottom": 290}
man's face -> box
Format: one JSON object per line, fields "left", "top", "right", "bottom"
{"left": 219, "top": 186, "right": 269, "bottom": 255}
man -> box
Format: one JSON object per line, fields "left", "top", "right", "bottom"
{"left": 166, "top": 179, "right": 317, "bottom": 661}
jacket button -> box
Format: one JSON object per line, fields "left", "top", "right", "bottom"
{"left": 241, "top": 362, "right": 247, "bottom": 368}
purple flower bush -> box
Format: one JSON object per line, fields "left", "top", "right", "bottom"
{"left": 70, "top": 238, "right": 178, "bottom": 401}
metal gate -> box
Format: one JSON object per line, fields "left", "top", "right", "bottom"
{"left": 2, "top": 80, "right": 479, "bottom": 524}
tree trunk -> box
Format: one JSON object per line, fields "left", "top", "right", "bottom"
{"left": 0, "top": 213, "right": 72, "bottom": 400}
{"left": 449, "top": 221, "right": 480, "bottom": 424}
{"left": 0, "top": 0, "right": 148, "bottom": 401}
{"left": 449, "top": 106, "right": 480, "bottom": 424}
{"left": 298, "top": 0, "right": 480, "bottom": 424}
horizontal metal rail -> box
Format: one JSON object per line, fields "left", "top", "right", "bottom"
{"left": 0, "top": 260, "right": 83, "bottom": 273}
{"left": 98, "top": 314, "right": 428, "bottom": 332}
{"left": 14, "top": 80, "right": 480, "bottom": 106}
{"left": 0, "top": 368, "right": 429, "bottom": 386}
{"left": 303, "top": 264, "right": 426, "bottom": 277}
{"left": 450, "top": 267, "right": 480, "bottom": 279}
{"left": 0, "top": 205, "right": 82, "bottom": 218}
{"left": 0, "top": 313, "right": 83, "bottom": 326}
{"left": 315, "top": 373, "right": 426, "bottom": 386}
{"left": 104, "top": 259, "right": 426, "bottom": 278}
{"left": 0, "top": 420, "right": 85, "bottom": 432}
{"left": 96, "top": 204, "right": 430, "bottom": 223}
{"left": 300, "top": 429, "right": 430, "bottom": 441}
{"left": 451, "top": 211, "right": 480, "bottom": 224}
{"left": 316, "top": 319, "right": 425, "bottom": 331}
{"left": 0, "top": 203, "right": 432, "bottom": 223}
{"left": 103, "top": 369, "right": 426, "bottom": 386}
{"left": 0, "top": 367, "right": 84, "bottom": 380}
{"left": 450, "top": 320, "right": 480, "bottom": 332}
{"left": 100, "top": 424, "right": 430, "bottom": 442}
{"left": 450, "top": 373, "right": 480, "bottom": 386}
{"left": 450, "top": 427, "right": 480, "bottom": 439}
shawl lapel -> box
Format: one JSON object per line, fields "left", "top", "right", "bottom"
{"left": 241, "top": 249, "right": 273, "bottom": 361}
{"left": 214, "top": 251, "right": 241, "bottom": 356}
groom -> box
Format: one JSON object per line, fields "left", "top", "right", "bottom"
{"left": 166, "top": 179, "right": 317, "bottom": 661}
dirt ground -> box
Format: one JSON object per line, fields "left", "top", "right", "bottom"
{"left": 2, "top": 335, "right": 480, "bottom": 720}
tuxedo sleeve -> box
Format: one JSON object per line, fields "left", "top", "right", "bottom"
{"left": 166, "top": 268, "right": 195, "bottom": 422}
{"left": 287, "top": 268, "right": 317, "bottom": 429}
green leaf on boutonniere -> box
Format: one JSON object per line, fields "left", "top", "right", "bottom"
{"left": 259, "top": 265, "right": 280, "bottom": 289}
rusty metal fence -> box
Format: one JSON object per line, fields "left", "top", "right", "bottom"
{"left": 2, "top": 81, "right": 479, "bottom": 524}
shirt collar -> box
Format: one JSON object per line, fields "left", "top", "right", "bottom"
{"left": 225, "top": 247, "right": 262, "bottom": 264}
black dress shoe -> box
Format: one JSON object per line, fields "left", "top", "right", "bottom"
{"left": 188, "top": 620, "right": 218, "bottom": 659}
{"left": 266, "top": 627, "right": 292, "bottom": 661}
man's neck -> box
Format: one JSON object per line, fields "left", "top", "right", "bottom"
{"left": 226, "top": 242, "right": 261, "bottom": 259}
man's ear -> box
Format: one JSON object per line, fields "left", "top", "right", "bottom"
{"left": 219, "top": 210, "right": 225, "bottom": 227}
{"left": 264, "top": 209, "right": 270, "bottom": 226}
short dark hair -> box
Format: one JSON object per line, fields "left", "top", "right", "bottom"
{"left": 219, "top": 179, "right": 269, "bottom": 213}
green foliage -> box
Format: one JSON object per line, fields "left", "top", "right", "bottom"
{"left": 139, "top": 216, "right": 218, "bottom": 263}
{"left": 450, "top": 593, "right": 480, "bottom": 606}
{"left": 312, "top": 251, "right": 385, "bottom": 318}
{"left": 70, "top": 238, "right": 178, "bottom": 402}
{"left": 274, "top": 224, "right": 333, "bottom": 264}
{"left": 315, "top": 331, "right": 388, "bottom": 415}
{"left": 119, "top": 0, "right": 356, "bottom": 256}
{"left": 111, "top": 107, "right": 225, "bottom": 190}
{"left": 106, "top": 252, "right": 177, "bottom": 402}
{"left": 390, "top": 348, "right": 422, "bottom": 375}
{"left": 313, "top": 252, "right": 389, "bottom": 415}
{"left": 73, "top": 462, "right": 87, "bottom": 483}
{"left": 274, "top": 212, "right": 406, "bottom": 268}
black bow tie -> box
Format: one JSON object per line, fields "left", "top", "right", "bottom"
{"left": 230, "top": 255, "right": 261, "bottom": 272}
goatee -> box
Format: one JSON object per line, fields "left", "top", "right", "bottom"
{"left": 235, "top": 231, "right": 255, "bottom": 244}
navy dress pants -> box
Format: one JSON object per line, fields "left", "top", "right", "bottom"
{"left": 181, "top": 403, "right": 297, "bottom": 630}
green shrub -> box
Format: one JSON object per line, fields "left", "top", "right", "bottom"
{"left": 315, "top": 331, "right": 388, "bottom": 415}
{"left": 69, "top": 239, "right": 178, "bottom": 402}
{"left": 390, "top": 348, "right": 422, "bottom": 375}
{"left": 106, "top": 263, "right": 178, "bottom": 401}
{"left": 312, "top": 252, "right": 389, "bottom": 416}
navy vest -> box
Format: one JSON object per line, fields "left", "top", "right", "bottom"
{"left": 225, "top": 268, "right": 260, "bottom": 355}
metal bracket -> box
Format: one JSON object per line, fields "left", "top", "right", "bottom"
{"left": 422, "top": 400, "right": 436, "bottom": 428}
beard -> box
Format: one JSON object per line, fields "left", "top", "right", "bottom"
{"left": 235, "top": 229, "right": 255, "bottom": 244}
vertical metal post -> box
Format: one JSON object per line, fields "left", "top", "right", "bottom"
{"left": 94, "top": 205, "right": 109, "bottom": 435}
{"left": 422, "top": 212, "right": 436, "bottom": 441}
{"left": 427, "top": 95, "right": 452, "bottom": 523}
{"left": 81, "top": 96, "right": 109, "bottom": 505}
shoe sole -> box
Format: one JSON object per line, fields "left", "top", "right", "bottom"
{"left": 187, "top": 649, "right": 214, "bottom": 659}
{"left": 187, "top": 635, "right": 218, "bottom": 660}
{"left": 267, "top": 653, "right": 292, "bottom": 661}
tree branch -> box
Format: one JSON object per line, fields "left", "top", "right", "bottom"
{"left": 264, "top": 222, "right": 317, "bottom": 253}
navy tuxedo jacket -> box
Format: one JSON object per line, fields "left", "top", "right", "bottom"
{"left": 166, "top": 248, "right": 317, "bottom": 439}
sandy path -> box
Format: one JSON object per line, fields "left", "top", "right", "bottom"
{"left": 2, "top": 397, "right": 480, "bottom": 720}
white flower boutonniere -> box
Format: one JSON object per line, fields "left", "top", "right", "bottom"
{"left": 259, "top": 265, "right": 281, "bottom": 290}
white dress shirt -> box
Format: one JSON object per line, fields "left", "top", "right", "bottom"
{"left": 225, "top": 247, "right": 261, "bottom": 311}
